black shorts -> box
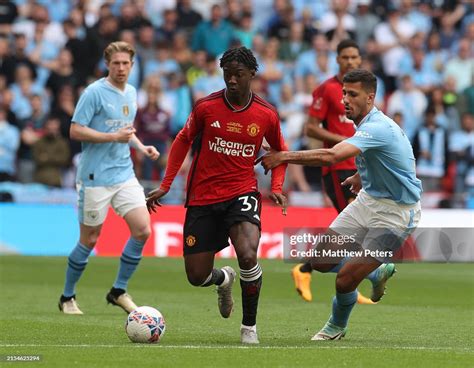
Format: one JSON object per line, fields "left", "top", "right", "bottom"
{"left": 323, "top": 170, "right": 357, "bottom": 213}
{"left": 183, "top": 192, "right": 262, "bottom": 255}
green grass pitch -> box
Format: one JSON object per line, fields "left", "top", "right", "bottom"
{"left": 0, "top": 256, "right": 472, "bottom": 367}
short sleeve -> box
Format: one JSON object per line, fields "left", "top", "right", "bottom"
{"left": 345, "top": 122, "right": 390, "bottom": 153}
{"left": 72, "top": 88, "right": 98, "bottom": 127}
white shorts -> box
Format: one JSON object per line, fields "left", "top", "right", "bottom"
{"left": 330, "top": 190, "right": 421, "bottom": 262}
{"left": 77, "top": 177, "right": 146, "bottom": 226}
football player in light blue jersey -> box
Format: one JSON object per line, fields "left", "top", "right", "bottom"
{"left": 58, "top": 41, "right": 160, "bottom": 315}
{"left": 257, "top": 69, "right": 422, "bottom": 340}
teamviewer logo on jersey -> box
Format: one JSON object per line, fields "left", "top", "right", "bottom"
{"left": 242, "top": 145, "right": 255, "bottom": 157}
{"left": 208, "top": 137, "right": 255, "bottom": 157}
{"left": 211, "top": 121, "right": 221, "bottom": 128}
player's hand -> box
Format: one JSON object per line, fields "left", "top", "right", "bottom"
{"left": 143, "top": 145, "right": 160, "bottom": 161}
{"left": 269, "top": 192, "right": 288, "bottom": 216}
{"left": 146, "top": 188, "right": 167, "bottom": 213}
{"left": 255, "top": 145, "right": 284, "bottom": 175}
{"left": 341, "top": 173, "right": 361, "bottom": 195}
{"left": 114, "top": 126, "right": 136, "bottom": 143}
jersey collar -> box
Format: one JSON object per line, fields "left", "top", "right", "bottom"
{"left": 103, "top": 78, "right": 128, "bottom": 95}
{"left": 358, "top": 106, "right": 378, "bottom": 127}
{"left": 223, "top": 89, "right": 254, "bottom": 113}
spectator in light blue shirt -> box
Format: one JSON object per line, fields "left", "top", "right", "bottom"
{"left": 401, "top": 1, "right": 432, "bottom": 34}
{"left": 25, "top": 23, "right": 60, "bottom": 87}
{"left": 399, "top": 47, "right": 442, "bottom": 93}
{"left": 387, "top": 75, "right": 427, "bottom": 143}
{"left": 424, "top": 31, "right": 450, "bottom": 77}
{"left": 294, "top": 34, "right": 338, "bottom": 91}
{"left": 292, "top": 0, "right": 330, "bottom": 21}
{"left": 165, "top": 73, "right": 192, "bottom": 136}
{"left": 10, "top": 64, "right": 49, "bottom": 120}
{"left": 36, "top": 0, "right": 71, "bottom": 23}
{"left": 192, "top": 55, "right": 225, "bottom": 101}
{"left": 258, "top": 37, "right": 287, "bottom": 105}
{"left": 143, "top": 42, "right": 181, "bottom": 87}
{"left": 412, "top": 108, "right": 449, "bottom": 187}
{"left": 250, "top": 0, "right": 273, "bottom": 33}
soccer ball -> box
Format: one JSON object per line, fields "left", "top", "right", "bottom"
{"left": 125, "top": 306, "right": 166, "bottom": 343}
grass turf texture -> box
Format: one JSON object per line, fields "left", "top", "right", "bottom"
{"left": 0, "top": 256, "right": 472, "bottom": 367}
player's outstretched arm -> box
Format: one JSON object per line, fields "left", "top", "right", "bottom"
{"left": 256, "top": 142, "right": 360, "bottom": 172}
{"left": 70, "top": 123, "right": 135, "bottom": 143}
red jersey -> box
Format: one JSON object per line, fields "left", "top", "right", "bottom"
{"left": 308, "top": 76, "right": 356, "bottom": 174}
{"left": 160, "top": 90, "right": 287, "bottom": 206}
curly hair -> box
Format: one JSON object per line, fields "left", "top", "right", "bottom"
{"left": 219, "top": 46, "right": 259, "bottom": 71}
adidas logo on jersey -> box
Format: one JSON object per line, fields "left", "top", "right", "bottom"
{"left": 211, "top": 121, "right": 221, "bottom": 128}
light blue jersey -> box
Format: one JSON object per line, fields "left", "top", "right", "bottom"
{"left": 72, "top": 78, "right": 137, "bottom": 186}
{"left": 345, "top": 107, "right": 423, "bottom": 204}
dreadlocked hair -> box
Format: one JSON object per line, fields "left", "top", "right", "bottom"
{"left": 219, "top": 46, "right": 259, "bottom": 72}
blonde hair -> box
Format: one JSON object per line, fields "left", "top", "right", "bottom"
{"left": 103, "top": 41, "right": 135, "bottom": 63}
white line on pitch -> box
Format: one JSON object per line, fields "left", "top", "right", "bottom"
{"left": 0, "top": 344, "right": 471, "bottom": 352}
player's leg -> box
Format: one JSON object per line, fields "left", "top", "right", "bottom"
{"left": 182, "top": 205, "right": 237, "bottom": 318}
{"left": 310, "top": 187, "right": 379, "bottom": 304}
{"left": 293, "top": 170, "right": 358, "bottom": 301}
{"left": 225, "top": 192, "right": 263, "bottom": 343}
{"left": 59, "top": 223, "right": 103, "bottom": 314}
{"left": 184, "top": 250, "right": 237, "bottom": 315}
{"left": 59, "top": 184, "right": 110, "bottom": 314}
{"left": 230, "top": 221, "right": 262, "bottom": 344}
{"left": 312, "top": 259, "right": 380, "bottom": 340}
{"left": 107, "top": 179, "right": 151, "bottom": 312}
{"left": 314, "top": 255, "right": 386, "bottom": 305}
{"left": 364, "top": 192, "right": 421, "bottom": 301}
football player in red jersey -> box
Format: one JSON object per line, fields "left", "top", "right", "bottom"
{"left": 146, "top": 47, "right": 287, "bottom": 344}
{"left": 291, "top": 40, "right": 375, "bottom": 305}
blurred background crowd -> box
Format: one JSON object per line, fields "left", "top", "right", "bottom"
{"left": 0, "top": 0, "right": 472, "bottom": 208}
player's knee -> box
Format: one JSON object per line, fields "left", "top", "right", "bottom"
{"left": 237, "top": 249, "right": 257, "bottom": 270}
{"left": 82, "top": 233, "right": 100, "bottom": 248}
{"left": 335, "top": 272, "right": 357, "bottom": 293}
{"left": 186, "top": 270, "right": 208, "bottom": 287}
{"left": 131, "top": 224, "right": 151, "bottom": 242}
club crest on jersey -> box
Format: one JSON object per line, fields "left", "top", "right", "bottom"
{"left": 123, "top": 105, "right": 129, "bottom": 116}
{"left": 247, "top": 123, "right": 260, "bottom": 137}
{"left": 186, "top": 235, "right": 196, "bottom": 247}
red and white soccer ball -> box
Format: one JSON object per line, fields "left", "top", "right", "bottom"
{"left": 125, "top": 306, "right": 166, "bottom": 343}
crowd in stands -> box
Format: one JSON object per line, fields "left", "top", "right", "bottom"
{"left": 0, "top": 0, "right": 472, "bottom": 208}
